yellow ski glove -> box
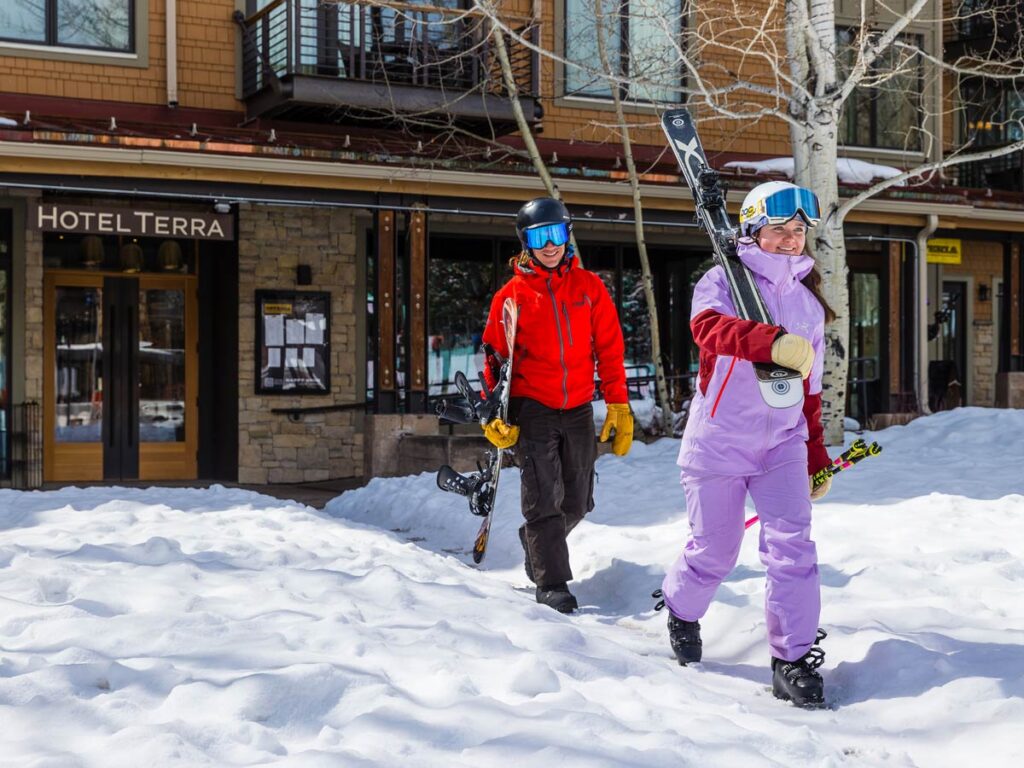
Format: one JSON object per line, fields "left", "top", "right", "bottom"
{"left": 810, "top": 474, "right": 832, "bottom": 501}
{"left": 599, "top": 403, "right": 634, "bottom": 457}
{"left": 483, "top": 418, "right": 519, "bottom": 450}
{"left": 771, "top": 333, "right": 814, "bottom": 379}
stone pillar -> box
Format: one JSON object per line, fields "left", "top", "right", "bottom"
{"left": 236, "top": 204, "right": 363, "bottom": 484}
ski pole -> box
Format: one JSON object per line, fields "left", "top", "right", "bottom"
{"left": 744, "top": 438, "right": 883, "bottom": 529}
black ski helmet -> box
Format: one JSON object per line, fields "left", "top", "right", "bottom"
{"left": 515, "top": 197, "right": 572, "bottom": 249}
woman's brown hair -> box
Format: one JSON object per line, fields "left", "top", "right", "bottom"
{"left": 801, "top": 265, "right": 837, "bottom": 323}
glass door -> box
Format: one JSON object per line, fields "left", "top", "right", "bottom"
{"left": 137, "top": 275, "right": 197, "bottom": 480}
{"left": 44, "top": 272, "right": 197, "bottom": 482}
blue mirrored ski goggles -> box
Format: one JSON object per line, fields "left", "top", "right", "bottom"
{"left": 763, "top": 186, "right": 821, "bottom": 226}
{"left": 523, "top": 222, "right": 570, "bottom": 249}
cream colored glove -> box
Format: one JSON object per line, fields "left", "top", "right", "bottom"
{"left": 810, "top": 474, "right": 832, "bottom": 501}
{"left": 771, "top": 333, "right": 814, "bottom": 379}
{"left": 483, "top": 418, "right": 519, "bottom": 450}
{"left": 599, "top": 403, "right": 634, "bottom": 457}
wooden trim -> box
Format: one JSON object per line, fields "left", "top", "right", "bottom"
{"left": 1012, "top": 242, "right": 1021, "bottom": 358}
{"left": 889, "top": 241, "right": 902, "bottom": 395}
{"left": 377, "top": 210, "right": 396, "bottom": 392}
{"left": 408, "top": 210, "right": 427, "bottom": 395}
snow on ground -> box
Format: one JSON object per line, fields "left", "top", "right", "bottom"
{"left": 1, "top": 407, "right": 1023, "bottom": 766}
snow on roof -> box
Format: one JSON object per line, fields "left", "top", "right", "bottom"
{"left": 723, "top": 156, "right": 905, "bottom": 185}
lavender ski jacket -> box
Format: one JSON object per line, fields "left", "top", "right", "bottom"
{"left": 678, "top": 242, "right": 828, "bottom": 476}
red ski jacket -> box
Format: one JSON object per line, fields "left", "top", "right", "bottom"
{"left": 482, "top": 255, "right": 628, "bottom": 410}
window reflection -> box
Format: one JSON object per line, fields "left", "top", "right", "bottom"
{"left": 55, "top": 287, "right": 103, "bottom": 442}
{"left": 139, "top": 289, "right": 186, "bottom": 442}
{"left": 849, "top": 272, "right": 881, "bottom": 426}
{"left": 427, "top": 240, "right": 496, "bottom": 396}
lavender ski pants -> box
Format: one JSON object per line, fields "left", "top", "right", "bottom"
{"left": 661, "top": 461, "right": 820, "bottom": 661}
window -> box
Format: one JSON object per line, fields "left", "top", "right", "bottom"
{"left": 838, "top": 29, "right": 924, "bottom": 151}
{"left": 962, "top": 80, "right": 1024, "bottom": 147}
{"left": 564, "top": 0, "right": 685, "bottom": 103}
{"left": 0, "top": 0, "right": 133, "bottom": 52}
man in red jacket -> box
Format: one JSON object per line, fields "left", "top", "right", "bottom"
{"left": 481, "top": 197, "right": 633, "bottom": 613}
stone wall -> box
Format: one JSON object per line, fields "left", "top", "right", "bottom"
{"left": 973, "top": 322, "right": 995, "bottom": 406}
{"left": 237, "top": 204, "right": 363, "bottom": 484}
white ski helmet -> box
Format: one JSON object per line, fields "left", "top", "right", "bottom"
{"left": 739, "top": 181, "right": 821, "bottom": 238}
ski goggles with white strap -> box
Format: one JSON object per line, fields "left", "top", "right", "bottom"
{"left": 523, "top": 222, "right": 571, "bottom": 250}
{"left": 760, "top": 186, "right": 821, "bottom": 227}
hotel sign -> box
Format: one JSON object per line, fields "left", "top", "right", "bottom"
{"left": 31, "top": 203, "right": 234, "bottom": 240}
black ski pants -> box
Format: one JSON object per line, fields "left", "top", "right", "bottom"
{"left": 509, "top": 397, "right": 597, "bottom": 588}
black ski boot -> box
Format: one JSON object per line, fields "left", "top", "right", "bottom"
{"left": 771, "top": 630, "right": 827, "bottom": 708}
{"left": 536, "top": 583, "right": 578, "bottom": 613}
{"left": 667, "top": 612, "right": 702, "bottom": 665}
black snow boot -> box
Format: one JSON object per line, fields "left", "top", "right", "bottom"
{"left": 536, "top": 583, "right": 578, "bottom": 613}
{"left": 667, "top": 612, "right": 702, "bottom": 665}
{"left": 771, "top": 630, "right": 827, "bottom": 708}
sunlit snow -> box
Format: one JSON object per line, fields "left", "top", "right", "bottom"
{"left": 1, "top": 408, "right": 1022, "bottom": 766}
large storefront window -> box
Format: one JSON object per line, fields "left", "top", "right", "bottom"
{"left": 0, "top": 210, "right": 10, "bottom": 478}
{"left": 426, "top": 236, "right": 518, "bottom": 398}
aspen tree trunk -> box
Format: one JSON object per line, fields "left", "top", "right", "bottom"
{"left": 788, "top": 0, "right": 850, "bottom": 443}
{"left": 491, "top": 19, "right": 582, "bottom": 260}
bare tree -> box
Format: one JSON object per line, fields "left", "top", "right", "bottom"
{"left": 590, "top": 0, "right": 674, "bottom": 433}
{"left": 481, "top": 0, "right": 1024, "bottom": 441}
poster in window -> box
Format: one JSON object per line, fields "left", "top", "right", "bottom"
{"left": 256, "top": 291, "right": 330, "bottom": 394}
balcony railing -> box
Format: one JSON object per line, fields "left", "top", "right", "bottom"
{"left": 956, "top": 148, "right": 1024, "bottom": 193}
{"left": 234, "top": 0, "right": 540, "bottom": 130}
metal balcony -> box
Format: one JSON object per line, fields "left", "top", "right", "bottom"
{"left": 234, "top": 0, "right": 541, "bottom": 132}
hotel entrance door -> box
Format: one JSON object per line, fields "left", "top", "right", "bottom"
{"left": 44, "top": 272, "right": 198, "bottom": 482}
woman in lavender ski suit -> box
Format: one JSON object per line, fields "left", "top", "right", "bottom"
{"left": 661, "top": 181, "right": 836, "bottom": 707}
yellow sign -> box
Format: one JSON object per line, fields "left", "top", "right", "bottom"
{"left": 264, "top": 303, "right": 293, "bottom": 314}
{"left": 926, "top": 238, "right": 962, "bottom": 264}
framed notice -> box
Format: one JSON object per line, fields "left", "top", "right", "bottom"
{"left": 256, "top": 290, "right": 330, "bottom": 394}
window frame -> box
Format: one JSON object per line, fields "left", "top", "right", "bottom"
{"left": 837, "top": 28, "right": 926, "bottom": 152}
{"left": 561, "top": 0, "right": 687, "bottom": 105}
{"left": 0, "top": 0, "right": 136, "bottom": 55}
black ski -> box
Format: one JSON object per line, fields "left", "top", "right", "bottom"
{"left": 660, "top": 108, "right": 803, "bottom": 409}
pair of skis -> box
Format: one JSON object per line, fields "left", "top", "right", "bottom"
{"left": 660, "top": 108, "right": 803, "bottom": 409}
{"left": 435, "top": 298, "right": 518, "bottom": 563}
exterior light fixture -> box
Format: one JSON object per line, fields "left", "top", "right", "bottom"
{"left": 157, "top": 239, "right": 183, "bottom": 271}
{"left": 80, "top": 235, "right": 105, "bottom": 267}
{"left": 119, "top": 242, "right": 143, "bottom": 273}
